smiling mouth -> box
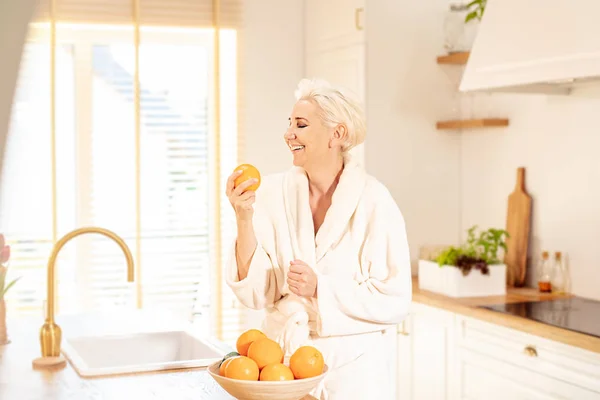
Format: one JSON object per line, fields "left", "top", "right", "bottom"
{"left": 290, "top": 145, "right": 305, "bottom": 152}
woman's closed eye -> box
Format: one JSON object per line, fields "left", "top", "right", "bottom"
{"left": 287, "top": 122, "right": 307, "bottom": 129}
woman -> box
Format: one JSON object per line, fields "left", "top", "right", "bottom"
{"left": 225, "top": 78, "right": 412, "bottom": 399}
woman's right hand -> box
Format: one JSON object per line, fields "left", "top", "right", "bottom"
{"left": 226, "top": 170, "right": 258, "bottom": 222}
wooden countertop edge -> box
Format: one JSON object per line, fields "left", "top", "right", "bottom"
{"left": 411, "top": 278, "right": 600, "bottom": 355}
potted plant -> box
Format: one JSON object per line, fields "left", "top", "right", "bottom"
{"left": 462, "top": 0, "right": 486, "bottom": 50}
{"left": 464, "top": 0, "right": 487, "bottom": 23}
{"left": 0, "top": 234, "right": 20, "bottom": 345}
{"left": 418, "top": 225, "right": 509, "bottom": 297}
{"left": 443, "top": 0, "right": 487, "bottom": 53}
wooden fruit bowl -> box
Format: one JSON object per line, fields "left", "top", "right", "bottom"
{"left": 207, "top": 360, "right": 328, "bottom": 400}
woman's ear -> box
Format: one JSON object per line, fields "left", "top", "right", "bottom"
{"left": 330, "top": 124, "right": 348, "bottom": 149}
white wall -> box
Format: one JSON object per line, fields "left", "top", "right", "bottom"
{"left": 239, "top": 0, "right": 305, "bottom": 329}
{"left": 460, "top": 91, "right": 600, "bottom": 301}
{"left": 240, "top": 0, "right": 304, "bottom": 176}
{"left": 365, "top": 0, "right": 462, "bottom": 274}
{"left": 365, "top": 0, "right": 600, "bottom": 300}
{"left": 232, "top": 1, "right": 600, "bottom": 308}
{"left": 0, "top": 0, "right": 38, "bottom": 179}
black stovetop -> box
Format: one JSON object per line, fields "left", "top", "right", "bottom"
{"left": 479, "top": 297, "right": 600, "bottom": 339}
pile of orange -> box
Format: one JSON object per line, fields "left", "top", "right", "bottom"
{"left": 218, "top": 329, "right": 325, "bottom": 382}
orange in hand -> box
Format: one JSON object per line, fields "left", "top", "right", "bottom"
{"left": 234, "top": 163, "right": 261, "bottom": 192}
{"left": 236, "top": 329, "right": 266, "bottom": 356}
{"left": 259, "top": 363, "right": 295, "bottom": 381}
{"left": 247, "top": 337, "right": 284, "bottom": 370}
{"left": 224, "top": 356, "right": 260, "bottom": 381}
{"left": 289, "top": 345, "right": 325, "bottom": 379}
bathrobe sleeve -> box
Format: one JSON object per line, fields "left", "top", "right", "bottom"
{"left": 316, "top": 185, "right": 412, "bottom": 337}
{"left": 225, "top": 180, "right": 285, "bottom": 310}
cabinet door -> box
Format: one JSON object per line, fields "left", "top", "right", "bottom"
{"left": 456, "top": 346, "right": 600, "bottom": 400}
{"left": 305, "top": 43, "right": 365, "bottom": 167}
{"left": 305, "top": 0, "right": 365, "bottom": 53}
{"left": 396, "top": 303, "right": 456, "bottom": 400}
{"left": 455, "top": 315, "right": 600, "bottom": 397}
{"left": 396, "top": 315, "right": 412, "bottom": 400}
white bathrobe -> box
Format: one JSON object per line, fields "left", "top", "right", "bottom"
{"left": 226, "top": 158, "right": 412, "bottom": 400}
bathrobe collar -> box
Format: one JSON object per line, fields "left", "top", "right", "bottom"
{"left": 282, "top": 158, "right": 368, "bottom": 264}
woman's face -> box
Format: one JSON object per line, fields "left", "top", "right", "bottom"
{"left": 284, "top": 99, "right": 345, "bottom": 169}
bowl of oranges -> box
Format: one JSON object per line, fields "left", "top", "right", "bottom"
{"left": 208, "top": 329, "right": 328, "bottom": 400}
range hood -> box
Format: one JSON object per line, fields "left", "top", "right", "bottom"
{"left": 459, "top": 0, "right": 600, "bottom": 96}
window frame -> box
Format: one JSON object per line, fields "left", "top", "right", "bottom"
{"left": 4, "top": 22, "right": 241, "bottom": 340}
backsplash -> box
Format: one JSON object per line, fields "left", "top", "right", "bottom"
{"left": 460, "top": 92, "right": 600, "bottom": 301}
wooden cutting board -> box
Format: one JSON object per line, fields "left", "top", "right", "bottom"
{"left": 504, "top": 167, "right": 532, "bottom": 287}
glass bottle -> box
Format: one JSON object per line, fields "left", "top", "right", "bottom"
{"left": 537, "top": 251, "right": 553, "bottom": 293}
{"left": 551, "top": 251, "right": 567, "bottom": 294}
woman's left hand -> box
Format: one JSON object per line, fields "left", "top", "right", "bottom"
{"left": 287, "top": 259, "right": 318, "bottom": 298}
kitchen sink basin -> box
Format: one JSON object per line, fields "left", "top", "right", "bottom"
{"left": 62, "top": 329, "right": 228, "bottom": 377}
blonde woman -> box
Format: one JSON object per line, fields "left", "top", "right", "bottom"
{"left": 226, "top": 78, "right": 412, "bottom": 399}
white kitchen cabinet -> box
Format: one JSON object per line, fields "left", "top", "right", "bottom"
{"left": 304, "top": 0, "right": 365, "bottom": 53}
{"left": 304, "top": 0, "right": 366, "bottom": 167}
{"left": 457, "top": 347, "right": 600, "bottom": 400}
{"left": 396, "top": 302, "right": 456, "bottom": 400}
{"left": 397, "top": 303, "right": 600, "bottom": 400}
{"left": 454, "top": 315, "right": 600, "bottom": 400}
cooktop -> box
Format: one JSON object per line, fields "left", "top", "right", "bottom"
{"left": 479, "top": 297, "right": 600, "bottom": 339}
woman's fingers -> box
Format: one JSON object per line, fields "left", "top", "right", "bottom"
{"left": 238, "top": 190, "right": 256, "bottom": 202}
{"left": 226, "top": 171, "right": 257, "bottom": 222}
{"left": 239, "top": 197, "right": 255, "bottom": 211}
{"left": 233, "top": 178, "right": 258, "bottom": 197}
{"left": 287, "top": 270, "right": 305, "bottom": 282}
{"left": 287, "top": 278, "right": 300, "bottom": 293}
{"left": 288, "top": 260, "right": 318, "bottom": 298}
{"left": 289, "top": 262, "right": 309, "bottom": 274}
{"left": 226, "top": 170, "right": 242, "bottom": 197}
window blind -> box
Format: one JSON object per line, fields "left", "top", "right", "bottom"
{"left": 32, "top": 0, "right": 241, "bottom": 28}
{"left": 2, "top": 0, "right": 245, "bottom": 346}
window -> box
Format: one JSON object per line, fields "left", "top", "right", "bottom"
{"left": 1, "top": 1, "right": 243, "bottom": 344}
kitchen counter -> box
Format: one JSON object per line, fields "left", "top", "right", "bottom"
{"left": 0, "top": 314, "right": 318, "bottom": 400}
{"left": 0, "top": 318, "right": 233, "bottom": 400}
{"left": 3, "top": 283, "right": 598, "bottom": 400}
{"left": 411, "top": 276, "right": 600, "bottom": 354}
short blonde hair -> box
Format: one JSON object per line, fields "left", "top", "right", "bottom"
{"left": 294, "top": 78, "right": 366, "bottom": 152}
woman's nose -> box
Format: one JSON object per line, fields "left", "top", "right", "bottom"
{"left": 284, "top": 130, "right": 296, "bottom": 140}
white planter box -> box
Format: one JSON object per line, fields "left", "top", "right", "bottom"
{"left": 418, "top": 259, "right": 506, "bottom": 298}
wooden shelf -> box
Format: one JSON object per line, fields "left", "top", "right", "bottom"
{"left": 436, "top": 51, "right": 470, "bottom": 65}
{"left": 435, "top": 55, "right": 509, "bottom": 131}
{"left": 436, "top": 118, "right": 509, "bottom": 130}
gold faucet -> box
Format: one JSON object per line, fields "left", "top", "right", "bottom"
{"left": 37, "top": 227, "right": 135, "bottom": 359}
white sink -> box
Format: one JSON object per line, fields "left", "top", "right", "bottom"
{"left": 62, "top": 328, "right": 229, "bottom": 377}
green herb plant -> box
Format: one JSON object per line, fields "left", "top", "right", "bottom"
{"left": 435, "top": 225, "right": 508, "bottom": 276}
{"left": 464, "top": 0, "right": 487, "bottom": 23}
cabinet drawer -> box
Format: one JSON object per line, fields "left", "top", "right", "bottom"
{"left": 457, "top": 346, "right": 600, "bottom": 400}
{"left": 456, "top": 316, "right": 600, "bottom": 394}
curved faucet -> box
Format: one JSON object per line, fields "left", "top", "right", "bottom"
{"left": 37, "top": 227, "right": 135, "bottom": 359}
